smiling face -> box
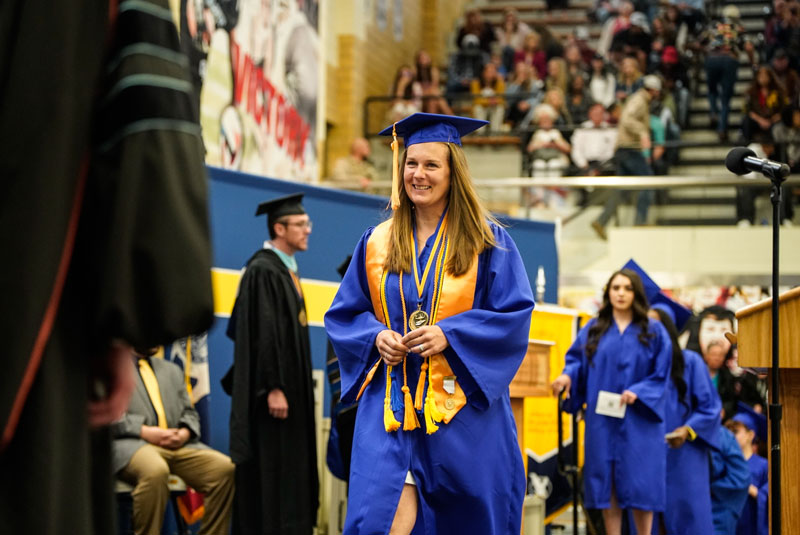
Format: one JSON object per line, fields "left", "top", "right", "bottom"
{"left": 608, "top": 274, "right": 635, "bottom": 313}
{"left": 404, "top": 142, "right": 451, "bottom": 214}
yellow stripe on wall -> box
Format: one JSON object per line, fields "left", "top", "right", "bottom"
{"left": 211, "top": 267, "right": 340, "bottom": 326}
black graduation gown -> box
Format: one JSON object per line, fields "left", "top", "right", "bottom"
{"left": 0, "top": 0, "right": 214, "bottom": 533}
{"left": 226, "top": 249, "right": 319, "bottom": 535}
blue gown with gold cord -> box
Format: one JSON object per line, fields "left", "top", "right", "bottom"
{"left": 324, "top": 217, "right": 534, "bottom": 535}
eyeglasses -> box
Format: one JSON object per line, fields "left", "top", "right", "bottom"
{"left": 278, "top": 219, "right": 313, "bottom": 230}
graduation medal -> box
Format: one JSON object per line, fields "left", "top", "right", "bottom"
{"left": 409, "top": 306, "right": 429, "bottom": 330}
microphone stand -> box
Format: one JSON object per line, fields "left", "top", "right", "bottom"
{"left": 761, "top": 163, "right": 786, "bottom": 535}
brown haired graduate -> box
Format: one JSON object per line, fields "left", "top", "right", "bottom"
{"left": 324, "top": 113, "right": 535, "bottom": 535}
{"left": 552, "top": 268, "right": 672, "bottom": 535}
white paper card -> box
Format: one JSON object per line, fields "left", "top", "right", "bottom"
{"left": 595, "top": 390, "right": 626, "bottom": 419}
{"left": 443, "top": 376, "right": 456, "bottom": 395}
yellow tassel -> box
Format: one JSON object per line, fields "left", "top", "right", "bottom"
{"left": 402, "top": 386, "right": 419, "bottom": 430}
{"left": 414, "top": 361, "right": 427, "bottom": 410}
{"left": 423, "top": 391, "right": 439, "bottom": 434}
{"left": 390, "top": 123, "right": 400, "bottom": 210}
{"left": 384, "top": 398, "right": 401, "bottom": 432}
{"left": 427, "top": 378, "right": 446, "bottom": 423}
{"left": 384, "top": 366, "right": 401, "bottom": 432}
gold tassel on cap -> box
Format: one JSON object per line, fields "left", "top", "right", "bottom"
{"left": 390, "top": 123, "right": 400, "bottom": 210}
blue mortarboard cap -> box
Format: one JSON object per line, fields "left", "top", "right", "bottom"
{"left": 733, "top": 401, "right": 767, "bottom": 442}
{"left": 378, "top": 112, "right": 488, "bottom": 147}
{"left": 623, "top": 258, "right": 692, "bottom": 331}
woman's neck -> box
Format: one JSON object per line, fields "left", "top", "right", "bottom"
{"left": 612, "top": 308, "right": 633, "bottom": 330}
{"left": 414, "top": 207, "right": 444, "bottom": 247}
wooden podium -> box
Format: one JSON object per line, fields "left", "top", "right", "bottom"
{"left": 510, "top": 339, "right": 555, "bottom": 456}
{"left": 736, "top": 286, "right": 800, "bottom": 533}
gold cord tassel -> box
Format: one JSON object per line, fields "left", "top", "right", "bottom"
{"left": 356, "top": 359, "right": 381, "bottom": 401}
{"left": 423, "top": 388, "right": 440, "bottom": 434}
{"left": 383, "top": 365, "right": 401, "bottom": 432}
{"left": 390, "top": 123, "right": 400, "bottom": 210}
{"left": 414, "top": 361, "right": 427, "bottom": 410}
{"left": 401, "top": 357, "right": 419, "bottom": 430}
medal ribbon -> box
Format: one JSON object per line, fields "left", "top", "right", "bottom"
{"left": 410, "top": 214, "right": 448, "bottom": 308}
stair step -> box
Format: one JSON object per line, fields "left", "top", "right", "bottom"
{"left": 657, "top": 216, "right": 739, "bottom": 225}
{"left": 679, "top": 146, "right": 735, "bottom": 160}
{"left": 666, "top": 186, "right": 738, "bottom": 199}
{"left": 690, "top": 97, "right": 746, "bottom": 112}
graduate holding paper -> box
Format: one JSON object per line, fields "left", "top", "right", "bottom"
{"left": 325, "top": 113, "right": 535, "bottom": 535}
{"left": 552, "top": 268, "right": 671, "bottom": 535}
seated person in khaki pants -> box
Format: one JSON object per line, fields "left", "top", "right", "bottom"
{"left": 112, "top": 348, "right": 234, "bottom": 535}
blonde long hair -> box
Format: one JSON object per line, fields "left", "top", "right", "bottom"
{"left": 384, "top": 142, "right": 497, "bottom": 277}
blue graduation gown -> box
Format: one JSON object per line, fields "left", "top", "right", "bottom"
{"left": 562, "top": 316, "right": 671, "bottom": 511}
{"left": 324, "top": 223, "right": 535, "bottom": 535}
{"left": 711, "top": 427, "right": 750, "bottom": 534}
{"left": 756, "top": 481, "right": 768, "bottom": 535}
{"left": 663, "top": 350, "right": 721, "bottom": 535}
{"left": 736, "top": 454, "right": 768, "bottom": 535}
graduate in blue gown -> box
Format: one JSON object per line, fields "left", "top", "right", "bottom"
{"left": 711, "top": 425, "right": 750, "bottom": 534}
{"left": 325, "top": 113, "right": 535, "bottom": 535}
{"left": 649, "top": 303, "right": 721, "bottom": 535}
{"left": 728, "top": 403, "right": 769, "bottom": 535}
{"left": 552, "top": 268, "right": 672, "bottom": 535}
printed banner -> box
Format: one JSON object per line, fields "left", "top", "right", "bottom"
{"left": 174, "top": 0, "right": 319, "bottom": 181}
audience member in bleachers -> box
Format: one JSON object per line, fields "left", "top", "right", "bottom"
{"left": 570, "top": 103, "right": 618, "bottom": 175}
{"left": 589, "top": 54, "right": 618, "bottom": 108}
{"left": 552, "top": 268, "right": 672, "bottom": 535}
{"left": 592, "top": 74, "right": 661, "bottom": 239}
{"left": 597, "top": 0, "right": 635, "bottom": 57}
{"left": 648, "top": 304, "right": 721, "bottom": 535}
{"left": 541, "top": 87, "right": 572, "bottom": 126}
{"left": 564, "top": 43, "right": 589, "bottom": 82}
{"left": 615, "top": 56, "right": 644, "bottom": 103}
{"left": 663, "top": 4, "right": 690, "bottom": 54}
{"left": 741, "top": 66, "right": 790, "bottom": 144}
{"left": 773, "top": 106, "right": 800, "bottom": 171}
{"left": 764, "top": 0, "right": 800, "bottom": 67}
{"left": 658, "top": 45, "right": 691, "bottom": 128}
{"left": 648, "top": 107, "right": 668, "bottom": 175}
{"left": 567, "top": 26, "right": 599, "bottom": 65}
{"left": 735, "top": 137, "right": 796, "bottom": 226}
{"left": 566, "top": 74, "right": 594, "bottom": 124}
{"left": 727, "top": 405, "right": 768, "bottom": 535}
{"left": 711, "top": 426, "right": 751, "bottom": 535}
{"left": 456, "top": 9, "right": 496, "bottom": 55}
{"left": 506, "top": 62, "right": 545, "bottom": 129}
{"left": 527, "top": 103, "right": 572, "bottom": 183}
{"left": 545, "top": 57, "right": 570, "bottom": 94}
{"left": 668, "top": 0, "right": 707, "bottom": 36}
{"left": 495, "top": 8, "right": 532, "bottom": 74}
{"left": 446, "top": 38, "right": 487, "bottom": 97}
{"left": 470, "top": 62, "right": 507, "bottom": 132}
{"left": 331, "top": 137, "right": 379, "bottom": 191}
{"left": 414, "top": 49, "right": 453, "bottom": 115}
{"left": 590, "top": 0, "right": 626, "bottom": 24}
{"left": 114, "top": 348, "right": 235, "bottom": 535}
{"left": 513, "top": 32, "right": 548, "bottom": 86}
{"left": 701, "top": 5, "right": 755, "bottom": 142}
{"left": 387, "top": 64, "right": 422, "bottom": 124}
{"left": 770, "top": 48, "right": 800, "bottom": 106}
{"left": 611, "top": 11, "right": 653, "bottom": 71}
{"left": 533, "top": 23, "right": 566, "bottom": 59}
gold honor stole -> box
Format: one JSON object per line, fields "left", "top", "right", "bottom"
{"left": 359, "top": 219, "right": 478, "bottom": 434}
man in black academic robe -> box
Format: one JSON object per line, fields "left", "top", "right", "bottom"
{"left": 225, "top": 194, "right": 319, "bottom": 535}
{"left": 0, "top": 1, "right": 214, "bottom": 533}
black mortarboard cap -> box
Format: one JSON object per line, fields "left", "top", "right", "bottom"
{"left": 255, "top": 193, "right": 306, "bottom": 227}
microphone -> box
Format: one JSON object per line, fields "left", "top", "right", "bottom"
{"left": 725, "top": 147, "right": 791, "bottom": 179}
